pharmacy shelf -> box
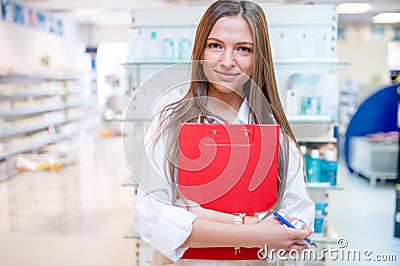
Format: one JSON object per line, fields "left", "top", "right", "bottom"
{"left": 297, "top": 137, "right": 337, "bottom": 143}
{"left": 274, "top": 59, "right": 349, "bottom": 72}
{"left": 0, "top": 73, "right": 80, "bottom": 83}
{"left": 0, "top": 130, "right": 80, "bottom": 161}
{"left": 124, "top": 59, "right": 348, "bottom": 69}
{"left": 0, "top": 90, "right": 82, "bottom": 100}
{"left": 308, "top": 182, "right": 343, "bottom": 191}
{"left": 0, "top": 91, "right": 59, "bottom": 100}
{"left": 124, "top": 223, "right": 141, "bottom": 239}
{"left": 123, "top": 60, "right": 189, "bottom": 66}
{"left": 287, "top": 115, "right": 336, "bottom": 124}
{"left": 312, "top": 227, "right": 339, "bottom": 245}
{"left": 0, "top": 119, "right": 70, "bottom": 138}
{"left": 0, "top": 102, "right": 89, "bottom": 119}
{"left": 0, "top": 104, "right": 65, "bottom": 118}
{"left": 122, "top": 177, "right": 138, "bottom": 187}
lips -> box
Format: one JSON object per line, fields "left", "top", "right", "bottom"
{"left": 214, "top": 70, "right": 239, "bottom": 80}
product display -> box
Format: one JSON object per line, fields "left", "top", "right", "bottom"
{"left": 314, "top": 202, "right": 327, "bottom": 234}
{"left": 0, "top": 73, "right": 92, "bottom": 180}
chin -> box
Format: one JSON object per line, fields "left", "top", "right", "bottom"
{"left": 211, "top": 82, "right": 243, "bottom": 96}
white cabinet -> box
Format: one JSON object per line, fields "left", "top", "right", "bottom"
{"left": 350, "top": 137, "right": 398, "bottom": 186}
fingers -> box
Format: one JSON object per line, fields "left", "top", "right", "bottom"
{"left": 289, "top": 227, "right": 311, "bottom": 240}
{"left": 286, "top": 243, "right": 310, "bottom": 252}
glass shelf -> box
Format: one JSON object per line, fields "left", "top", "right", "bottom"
{"left": 298, "top": 137, "right": 337, "bottom": 143}
{"left": 308, "top": 182, "right": 344, "bottom": 191}
{"left": 0, "top": 73, "right": 80, "bottom": 84}
{"left": 287, "top": 115, "right": 337, "bottom": 124}
{"left": 0, "top": 119, "right": 69, "bottom": 138}
{"left": 123, "top": 59, "right": 349, "bottom": 69}
{"left": 124, "top": 223, "right": 141, "bottom": 240}
{"left": 123, "top": 60, "right": 189, "bottom": 66}
{"left": 121, "top": 177, "right": 138, "bottom": 187}
{"left": 0, "top": 104, "right": 66, "bottom": 118}
{"left": 274, "top": 59, "right": 349, "bottom": 71}
{"left": 312, "top": 227, "right": 340, "bottom": 244}
{"left": 0, "top": 130, "right": 80, "bottom": 160}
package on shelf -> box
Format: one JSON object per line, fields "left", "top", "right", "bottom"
{"left": 29, "top": 130, "right": 53, "bottom": 142}
{"left": 0, "top": 118, "right": 11, "bottom": 131}
{"left": 43, "top": 141, "right": 78, "bottom": 156}
{"left": 269, "top": 27, "right": 335, "bottom": 60}
{"left": 65, "top": 93, "right": 84, "bottom": 104}
{"left": 12, "top": 98, "right": 39, "bottom": 109}
{"left": 42, "top": 95, "right": 64, "bottom": 105}
{"left": 42, "top": 110, "right": 66, "bottom": 124}
{"left": 13, "top": 153, "right": 66, "bottom": 172}
{"left": 58, "top": 121, "right": 81, "bottom": 136}
{"left": 12, "top": 115, "right": 44, "bottom": 127}
{"left": 5, "top": 136, "right": 32, "bottom": 151}
{"left": 0, "top": 83, "right": 19, "bottom": 96}
{"left": 286, "top": 73, "right": 339, "bottom": 119}
{"left": 0, "top": 101, "right": 12, "bottom": 111}
{"left": 66, "top": 107, "right": 84, "bottom": 121}
{"left": 11, "top": 96, "right": 63, "bottom": 109}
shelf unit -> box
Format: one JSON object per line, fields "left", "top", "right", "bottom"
{"left": 0, "top": 72, "right": 93, "bottom": 182}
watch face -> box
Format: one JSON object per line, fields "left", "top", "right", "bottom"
{"left": 233, "top": 213, "right": 246, "bottom": 224}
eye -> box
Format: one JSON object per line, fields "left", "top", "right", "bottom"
{"left": 208, "top": 43, "right": 222, "bottom": 50}
{"left": 237, "top": 46, "right": 252, "bottom": 54}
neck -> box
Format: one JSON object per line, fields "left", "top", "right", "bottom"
{"left": 207, "top": 85, "right": 244, "bottom": 113}
{"left": 207, "top": 85, "right": 244, "bottom": 122}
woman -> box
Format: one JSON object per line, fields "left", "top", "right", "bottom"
{"left": 135, "top": 0, "right": 315, "bottom": 264}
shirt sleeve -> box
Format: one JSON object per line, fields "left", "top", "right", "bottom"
{"left": 134, "top": 114, "right": 198, "bottom": 262}
{"left": 278, "top": 138, "right": 315, "bottom": 228}
{"left": 136, "top": 188, "right": 198, "bottom": 262}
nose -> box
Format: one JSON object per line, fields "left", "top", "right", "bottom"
{"left": 220, "top": 49, "right": 235, "bottom": 67}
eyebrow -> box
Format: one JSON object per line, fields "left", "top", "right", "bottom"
{"left": 207, "top": 37, "right": 254, "bottom": 46}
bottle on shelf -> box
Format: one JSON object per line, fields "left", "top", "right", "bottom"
{"left": 314, "top": 202, "right": 327, "bottom": 234}
{"left": 161, "top": 31, "right": 174, "bottom": 60}
{"left": 148, "top": 31, "right": 160, "bottom": 60}
{"left": 178, "top": 35, "right": 192, "bottom": 60}
{"left": 306, "top": 149, "right": 321, "bottom": 182}
{"left": 128, "top": 27, "right": 143, "bottom": 62}
{"left": 321, "top": 149, "right": 337, "bottom": 186}
{"left": 285, "top": 89, "right": 298, "bottom": 115}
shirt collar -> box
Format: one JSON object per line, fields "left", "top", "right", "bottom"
{"left": 232, "top": 99, "right": 250, "bottom": 124}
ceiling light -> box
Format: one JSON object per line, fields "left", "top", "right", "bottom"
{"left": 372, "top": 13, "right": 400, "bottom": 24}
{"left": 336, "top": 3, "right": 372, "bottom": 14}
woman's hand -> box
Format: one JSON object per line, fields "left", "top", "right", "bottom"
{"left": 254, "top": 217, "right": 312, "bottom": 251}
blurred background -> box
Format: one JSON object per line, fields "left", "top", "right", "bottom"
{"left": 0, "top": 0, "right": 399, "bottom": 265}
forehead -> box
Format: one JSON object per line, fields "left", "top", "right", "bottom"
{"left": 208, "top": 16, "right": 253, "bottom": 42}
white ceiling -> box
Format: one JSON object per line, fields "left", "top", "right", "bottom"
{"left": 18, "top": 0, "right": 400, "bottom": 26}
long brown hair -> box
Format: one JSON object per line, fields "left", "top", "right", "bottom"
{"left": 154, "top": 0, "right": 302, "bottom": 210}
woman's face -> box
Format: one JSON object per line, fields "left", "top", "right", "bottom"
{"left": 202, "top": 15, "right": 254, "bottom": 97}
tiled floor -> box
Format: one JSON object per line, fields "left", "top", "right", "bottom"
{"left": 0, "top": 132, "right": 137, "bottom": 266}
{"left": 0, "top": 130, "right": 399, "bottom": 266}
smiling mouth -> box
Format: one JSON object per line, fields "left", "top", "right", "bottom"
{"left": 214, "top": 70, "right": 239, "bottom": 78}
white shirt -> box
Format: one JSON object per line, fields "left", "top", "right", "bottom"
{"left": 135, "top": 100, "right": 315, "bottom": 264}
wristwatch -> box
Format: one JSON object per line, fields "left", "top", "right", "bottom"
{"left": 233, "top": 213, "right": 246, "bottom": 254}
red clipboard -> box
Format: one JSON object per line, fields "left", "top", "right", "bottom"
{"left": 178, "top": 123, "right": 280, "bottom": 260}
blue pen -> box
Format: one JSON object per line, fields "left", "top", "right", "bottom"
{"left": 273, "top": 211, "right": 318, "bottom": 248}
